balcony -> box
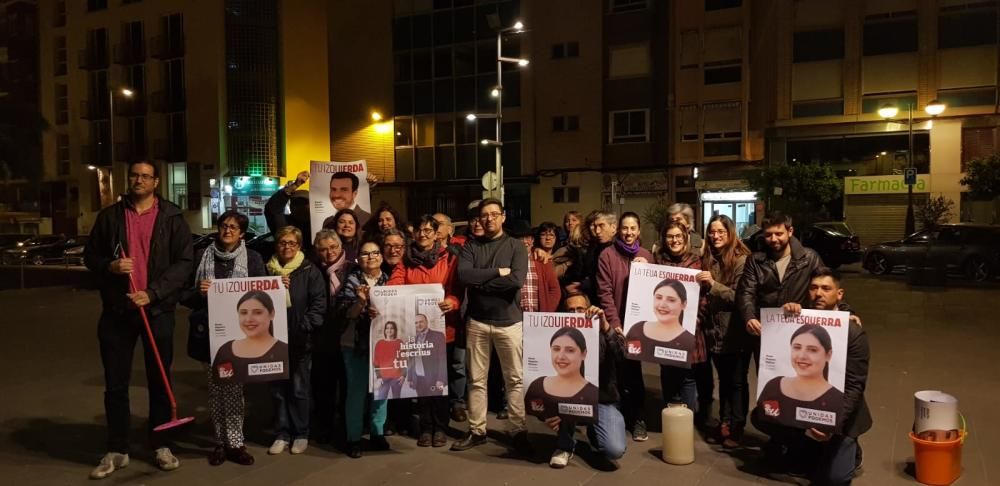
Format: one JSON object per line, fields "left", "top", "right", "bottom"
{"left": 150, "top": 35, "right": 184, "bottom": 59}
{"left": 79, "top": 99, "right": 109, "bottom": 120}
{"left": 114, "top": 142, "right": 148, "bottom": 162}
{"left": 113, "top": 95, "right": 147, "bottom": 117}
{"left": 153, "top": 138, "right": 187, "bottom": 162}
{"left": 113, "top": 43, "right": 146, "bottom": 65}
{"left": 150, "top": 90, "right": 185, "bottom": 113}
{"left": 81, "top": 144, "right": 111, "bottom": 166}
{"left": 78, "top": 48, "right": 109, "bottom": 70}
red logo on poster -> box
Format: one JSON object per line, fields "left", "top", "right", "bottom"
{"left": 217, "top": 362, "right": 234, "bottom": 379}
{"left": 530, "top": 399, "right": 545, "bottom": 412}
{"left": 627, "top": 340, "right": 642, "bottom": 355}
{"left": 762, "top": 400, "right": 780, "bottom": 417}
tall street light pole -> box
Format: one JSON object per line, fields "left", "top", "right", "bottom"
{"left": 108, "top": 87, "right": 134, "bottom": 197}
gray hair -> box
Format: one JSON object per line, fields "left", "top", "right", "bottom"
{"left": 593, "top": 210, "right": 617, "bottom": 226}
{"left": 667, "top": 203, "right": 695, "bottom": 226}
{"left": 313, "top": 229, "right": 342, "bottom": 248}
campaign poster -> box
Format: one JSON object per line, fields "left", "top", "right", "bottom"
{"left": 755, "top": 307, "right": 850, "bottom": 433}
{"left": 523, "top": 312, "right": 600, "bottom": 424}
{"left": 622, "top": 262, "right": 701, "bottom": 368}
{"left": 207, "top": 276, "right": 290, "bottom": 383}
{"left": 369, "top": 284, "right": 448, "bottom": 399}
{"left": 308, "top": 159, "right": 371, "bottom": 239}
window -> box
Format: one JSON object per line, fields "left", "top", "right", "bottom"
{"left": 962, "top": 126, "right": 998, "bottom": 171}
{"left": 164, "top": 58, "right": 184, "bottom": 103}
{"left": 169, "top": 162, "right": 187, "bottom": 210}
{"left": 552, "top": 115, "right": 580, "bottom": 132}
{"left": 863, "top": 11, "right": 918, "bottom": 56}
{"left": 434, "top": 47, "right": 452, "bottom": 77}
{"left": 54, "top": 36, "right": 67, "bottom": 75}
{"left": 705, "top": 0, "right": 741, "bottom": 11}
{"left": 861, "top": 93, "right": 916, "bottom": 114}
{"left": 552, "top": 41, "right": 580, "bottom": 59}
{"left": 87, "top": 0, "right": 107, "bottom": 12}
{"left": 55, "top": 84, "right": 68, "bottom": 124}
{"left": 393, "top": 17, "right": 412, "bottom": 51}
{"left": 394, "top": 118, "right": 414, "bottom": 147}
{"left": 126, "top": 64, "right": 145, "bottom": 95}
{"left": 609, "top": 109, "right": 649, "bottom": 143}
{"left": 940, "top": 4, "right": 998, "bottom": 48}
{"left": 679, "top": 105, "right": 699, "bottom": 142}
{"left": 164, "top": 13, "right": 184, "bottom": 54}
{"left": 54, "top": 1, "right": 66, "bottom": 27}
{"left": 704, "top": 62, "right": 741, "bottom": 84}
{"left": 553, "top": 187, "right": 581, "bottom": 203}
{"left": 57, "top": 134, "right": 70, "bottom": 176}
{"left": 794, "top": 29, "right": 844, "bottom": 62}
{"left": 609, "top": 43, "right": 649, "bottom": 78}
{"left": 610, "top": 0, "right": 647, "bottom": 13}
{"left": 703, "top": 102, "right": 740, "bottom": 156}
{"left": 938, "top": 87, "right": 997, "bottom": 109}
{"left": 792, "top": 99, "right": 844, "bottom": 118}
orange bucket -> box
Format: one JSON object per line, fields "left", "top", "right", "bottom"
{"left": 909, "top": 430, "right": 967, "bottom": 485}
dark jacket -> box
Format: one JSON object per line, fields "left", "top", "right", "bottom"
{"left": 737, "top": 237, "right": 824, "bottom": 324}
{"left": 702, "top": 253, "right": 749, "bottom": 354}
{"left": 273, "top": 257, "right": 327, "bottom": 354}
{"left": 181, "top": 246, "right": 267, "bottom": 363}
{"left": 598, "top": 325, "right": 626, "bottom": 404}
{"left": 841, "top": 321, "right": 872, "bottom": 438}
{"left": 597, "top": 242, "right": 654, "bottom": 330}
{"left": 580, "top": 241, "right": 611, "bottom": 304}
{"left": 335, "top": 267, "right": 389, "bottom": 354}
{"left": 263, "top": 189, "right": 312, "bottom": 252}
{"left": 84, "top": 195, "right": 193, "bottom": 317}
{"left": 456, "top": 233, "right": 528, "bottom": 326}
{"left": 406, "top": 329, "right": 448, "bottom": 387}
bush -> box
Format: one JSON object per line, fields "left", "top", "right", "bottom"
{"left": 917, "top": 195, "right": 954, "bottom": 229}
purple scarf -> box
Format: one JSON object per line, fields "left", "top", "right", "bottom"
{"left": 614, "top": 237, "right": 640, "bottom": 257}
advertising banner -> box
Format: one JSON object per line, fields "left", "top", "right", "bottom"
{"left": 622, "top": 262, "right": 701, "bottom": 368}
{"left": 309, "top": 160, "right": 371, "bottom": 239}
{"left": 523, "top": 312, "right": 600, "bottom": 424}
{"left": 369, "top": 284, "right": 448, "bottom": 399}
{"left": 208, "top": 276, "right": 290, "bottom": 383}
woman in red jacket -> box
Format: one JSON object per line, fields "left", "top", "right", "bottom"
{"left": 387, "top": 215, "right": 461, "bottom": 448}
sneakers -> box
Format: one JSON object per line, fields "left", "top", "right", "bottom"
{"left": 290, "top": 438, "right": 308, "bottom": 455}
{"left": 450, "top": 432, "right": 487, "bottom": 451}
{"left": 632, "top": 420, "right": 649, "bottom": 442}
{"left": 549, "top": 449, "right": 573, "bottom": 469}
{"left": 154, "top": 447, "right": 180, "bottom": 471}
{"left": 268, "top": 439, "right": 289, "bottom": 455}
{"left": 89, "top": 452, "right": 129, "bottom": 480}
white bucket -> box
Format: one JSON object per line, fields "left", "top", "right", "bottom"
{"left": 914, "top": 390, "right": 960, "bottom": 434}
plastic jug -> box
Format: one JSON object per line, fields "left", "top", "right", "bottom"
{"left": 661, "top": 403, "right": 694, "bottom": 465}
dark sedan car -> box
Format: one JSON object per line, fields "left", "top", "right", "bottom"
{"left": 0, "top": 234, "right": 33, "bottom": 253}
{"left": 743, "top": 222, "right": 863, "bottom": 269}
{"left": 61, "top": 236, "right": 90, "bottom": 265}
{"left": 2, "top": 235, "right": 86, "bottom": 265}
{"left": 863, "top": 224, "right": 1000, "bottom": 281}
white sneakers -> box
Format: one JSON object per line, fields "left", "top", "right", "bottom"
{"left": 154, "top": 447, "right": 180, "bottom": 471}
{"left": 290, "top": 438, "right": 309, "bottom": 455}
{"left": 549, "top": 449, "right": 573, "bottom": 469}
{"left": 89, "top": 452, "right": 130, "bottom": 479}
{"left": 268, "top": 439, "right": 289, "bottom": 455}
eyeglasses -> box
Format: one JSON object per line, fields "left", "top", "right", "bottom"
{"left": 278, "top": 240, "right": 300, "bottom": 248}
{"left": 384, "top": 244, "right": 404, "bottom": 251}
{"left": 480, "top": 212, "right": 503, "bottom": 221}
{"left": 708, "top": 229, "right": 728, "bottom": 236}
{"left": 665, "top": 234, "right": 686, "bottom": 241}
{"left": 359, "top": 251, "right": 381, "bottom": 259}
{"left": 418, "top": 227, "right": 436, "bottom": 235}
{"left": 128, "top": 173, "right": 155, "bottom": 182}
{"left": 219, "top": 224, "right": 241, "bottom": 233}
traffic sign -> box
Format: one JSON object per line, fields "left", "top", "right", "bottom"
{"left": 904, "top": 167, "right": 917, "bottom": 185}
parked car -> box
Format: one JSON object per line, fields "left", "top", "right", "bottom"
{"left": 247, "top": 232, "right": 275, "bottom": 262}
{"left": 742, "top": 222, "right": 863, "bottom": 269}
{"left": 0, "top": 234, "right": 33, "bottom": 255}
{"left": 2, "top": 235, "right": 85, "bottom": 265}
{"left": 61, "top": 236, "right": 90, "bottom": 265}
{"left": 863, "top": 224, "right": 1000, "bottom": 281}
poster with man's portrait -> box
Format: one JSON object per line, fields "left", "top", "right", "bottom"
{"left": 369, "top": 284, "right": 448, "bottom": 399}
{"left": 308, "top": 160, "right": 371, "bottom": 239}
{"left": 523, "top": 312, "right": 600, "bottom": 424}
{"left": 756, "top": 307, "right": 850, "bottom": 433}
{"left": 622, "top": 263, "right": 701, "bottom": 368}
{"left": 207, "top": 277, "right": 290, "bottom": 383}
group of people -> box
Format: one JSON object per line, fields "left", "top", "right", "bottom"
{"left": 83, "top": 160, "right": 870, "bottom": 485}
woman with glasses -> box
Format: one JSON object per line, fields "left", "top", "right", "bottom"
{"left": 265, "top": 226, "right": 327, "bottom": 456}
{"left": 182, "top": 210, "right": 266, "bottom": 466}
{"left": 386, "top": 215, "right": 461, "bottom": 448}
{"left": 336, "top": 240, "right": 391, "bottom": 458}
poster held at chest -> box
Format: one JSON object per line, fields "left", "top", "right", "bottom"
{"left": 523, "top": 312, "right": 600, "bottom": 424}
{"left": 622, "top": 262, "right": 701, "bottom": 368}
{"left": 208, "top": 276, "right": 290, "bottom": 383}
{"left": 369, "top": 284, "right": 448, "bottom": 399}
{"left": 308, "top": 160, "right": 371, "bottom": 239}
{"left": 756, "top": 307, "right": 849, "bottom": 433}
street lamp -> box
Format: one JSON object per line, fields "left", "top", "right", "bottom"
{"left": 879, "top": 100, "right": 946, "bottom": 236}
{"left": 107, "top": 87, "right": 134, "bottom": 198}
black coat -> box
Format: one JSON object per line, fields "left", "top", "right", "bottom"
{"left": 281, "top": 258, "right": 328, "bottom": 354}
{"left": 737, "top": 237, "right": 825, "bottom": 324}
{"left": 264, "top": 189, "right": 312, "bottom": 252}
{"left": 841, "top": 321, "right": 873, "bottom": 438}
{"left": 84, "top": 195, "right": 193, "bottom": 317}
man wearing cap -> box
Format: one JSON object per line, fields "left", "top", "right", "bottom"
{"left": 265, "top": 171, "right": 314, "bottom": 252}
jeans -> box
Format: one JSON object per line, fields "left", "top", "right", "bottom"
{"left": 270, "top": 352, "right": 312, "bottom": 441}
{"left": 556, "top": 403, "right": 627, "bottom": 460}
{"left": 311, "top": 348, "right": 346, "bottom": 441}
{"left": 417, "top": 395, "right": 450, "bottom": 434}
{"left": 618, "top": 359, "right": 646, "bottom": 426}
{"left": 466, "top": 319, "right": 525, "bottom": 435}
{"left": 375, "top": 376, "right": 403, "bottom": 400}
{"left": 98, "top": 310, "right": 175, "bottom": 453}
{"left": 692, "top": 359, "right": 715, "bottom": 421}
{"left": 343, "top": 350, "right": 387, "bottom": 442}
{"left": 712, "top": 352, "right": 751, "bottom": 428}
{"left": 447, "top": 342, "right": 467, "bottom": 409}
{"left": 754, "top": 410, "right": 860, "bottom": 486}
{"left": 659, "top": 365, "right": 698, "bottom": 411}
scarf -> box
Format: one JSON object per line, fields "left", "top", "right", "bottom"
{"left": 267, "top": 250, "right": 305, "bottom": 307}
{"left": 195, "top": 240, "right": 248, "bottom": 283}
{"left": 324, "top": 252, "right": 348, "bottom": 298}
{"left": 405, "top": 241, "right": 441, "bottom": 269}
{"left": 614, "top": 237, "right": 640, "bottom": 257}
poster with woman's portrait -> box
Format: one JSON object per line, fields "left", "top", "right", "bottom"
{"left": 522, "top": 312, "right": 600, "bottom": 424}
{"left": 756, "top": 307, "right": 850, "bottom": 433}
{"left": 308, "top": 160, "right": 371, "bottom": 240}
{"left": 369, "top": 284, "right": 448, "bottom": 399}
{"left": 207, "top": 277, "right": 290, "bottom": 383}
{"left": 622, "top": 262, "right": 701, "bottom": 368}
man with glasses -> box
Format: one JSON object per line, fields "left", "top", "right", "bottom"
{"left": 380, "top": 229, "right": 406, "bottom": 275}
{"left": 84, "top": 160, "right": 193, "bottom": 479}
{"left": 451, "top": 199, "right": 530, "bottom": 453}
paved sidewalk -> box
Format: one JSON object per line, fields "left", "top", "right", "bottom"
{"left": 0, "top": 272, "right": 995, "bottom": 485}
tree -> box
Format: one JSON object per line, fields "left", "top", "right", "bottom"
{"left": 644, "top": 196, "right": 671, "bottom": 236}
{"left": 917, "top": 195, "right": 954, "bottom": 229}
{"left": 960, "top": 154, "right": 1000, "bottom": 201}
{"left": 747, "top": 163, "right": 842, "bottom": 226}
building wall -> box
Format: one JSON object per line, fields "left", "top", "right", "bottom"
{"left": 281, "top": 0, "right": 331, "bottom": 181}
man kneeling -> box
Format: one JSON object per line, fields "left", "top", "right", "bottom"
{"left": 751, "top": 268, "right": 871, "bottom": 485}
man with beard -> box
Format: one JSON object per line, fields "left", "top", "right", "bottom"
{"left": 321, "top": 172, "right": 371, "bottom": 229}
